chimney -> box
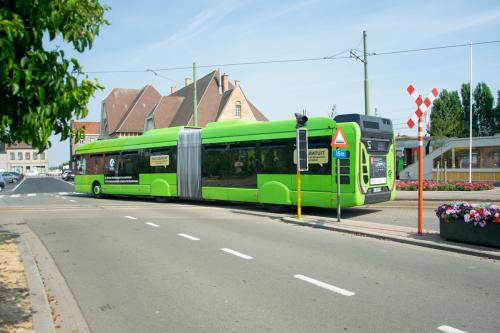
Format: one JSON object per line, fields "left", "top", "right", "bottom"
{"left": 170, "top": 86, "right": 177, "bottom": 94}
{"left": 185, "top": 78, "right": 192, "bottom": 86}
{"left": 234, "top": 80, "right": 240, "bottom": 87}
{"left": 221, "top": 74, "right": 229, "bottom": 93}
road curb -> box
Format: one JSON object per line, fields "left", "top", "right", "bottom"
{"left": 281, "top": 216, "right": 500, "bottom": 261}
{"left": 14, "top": 224, "right": 56, "bottom": 333}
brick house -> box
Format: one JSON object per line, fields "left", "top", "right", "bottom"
{"left": 100, "top": 70, "right": 267, "bottom": 138}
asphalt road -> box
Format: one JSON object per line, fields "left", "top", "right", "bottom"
{"left": 1, "top": 178, "right": 499, "bottom": 332}
{"left": 7, "top": 176, "right": 73, "bottom": 194}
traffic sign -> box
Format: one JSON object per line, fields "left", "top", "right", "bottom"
{"left": 333, "top": 149, "right": 347, "bottom": 158}
{"left": 331, "top": 128, "right": 348, "bottom": 148}
{"left": 406, "top": 85, "right": 439, "bottom": 128}
{"left": 296, "top": 128, "right": 308, "bottom": 171}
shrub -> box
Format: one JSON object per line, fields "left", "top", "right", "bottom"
{"left": 436, "top": 202, "right": 500, "bottom": 228}
{"left": 397, "top": 180, "right": 494, "bottom": 191}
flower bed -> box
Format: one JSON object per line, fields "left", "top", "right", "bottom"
{"left": 397, "top": 180, "right": 494, "bottom": 191}
{"left": 436, "top": 202, "right": 500, "bottom": 248}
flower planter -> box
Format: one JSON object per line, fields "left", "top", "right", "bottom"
{"left": 440, "top": 218, "right": 500, "bottom": 248}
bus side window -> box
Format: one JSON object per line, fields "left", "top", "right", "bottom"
{"left": 150, "top": 147, "right": 176, "bottom": 173}
{"left": 305, "top": 136, "right": 332, "bottom": 175}
{"left": 259, "top": 140, "right": 293, "bottom": 174}
{"left": 104, "top": 153, "right": 119, "bottom": 176}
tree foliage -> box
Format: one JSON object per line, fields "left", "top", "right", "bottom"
{"left": 429, "top": 89, "right": 466, "bottom": 138}
{"left": 473, "top": 82, "right": 495, "bottom": 136}
{"left": 430, "top": 82, "right": 499, "bottom": 138}
{"left": 0, "top": 0, "right": 109, "bottom": 151}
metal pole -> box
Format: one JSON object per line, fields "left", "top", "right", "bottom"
{"left": 363, "top": 30, "right": 370, "bottom": 116}
{"left": 469, "top": 41, "right": 472, "bottom": 183}
{"left": 297, "top": 170, "right": 302, "bottom": 219}
{"left": 418, "top": 115, "right": 423, "bottom": 235}
{"left": 193, "top": 62, "right": 198, "bottom": 127}
{"left": 337, "top": 155, "right": 341, "bottom": 222}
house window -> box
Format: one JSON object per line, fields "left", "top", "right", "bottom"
{"left": 40, "top": 152, "right": 45, "bottom": 160}
{"left": 26, "top": 152, "right": 30, "bottom": 160}
{"left": 10, "top": 152, "right": 15, "bottom": 160}
{"left": 235, "top": 102, "right": 241, "bottom": 118}
{"left": 33, "top": 153, "right": 38, "bottom": 160}
{"left": 145, "top": 117, "right": 154, "bottom": 131}
{"left": 18, "top": 152, "right": 22, "bottom": 160}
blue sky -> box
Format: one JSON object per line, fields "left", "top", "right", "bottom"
{"left": 48, "top": 0, "right": 500, "bottom": 165}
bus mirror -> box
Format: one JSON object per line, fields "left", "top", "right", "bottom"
{"left": 295, "top": 113, "right": 308, "bottom": 128}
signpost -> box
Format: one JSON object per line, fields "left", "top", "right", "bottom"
{"left": 331, "top": 127, "right": 348, "bottom": 222}
{"left": 406, "top": 84, "right": 439, "bottom": 235}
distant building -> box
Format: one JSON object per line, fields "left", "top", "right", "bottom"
{"left": 70, "top": 121, "right": 101, "bottom": 168}
{"left": 0, "top": 144, "right": 7, "bottom": 172}
{"left": 100, "top": 70, "right": 267, "bottom": 138}
{"left": 396, "top": 134, "right": 500, "bottom": 183}
{"left": 5, "top": 143, "right": 48, "bottom": 174}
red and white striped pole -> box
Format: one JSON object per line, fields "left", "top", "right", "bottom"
{"left": 418, "top": 114, "right": 424, "bottom": 235}
{"left": 407, "top": 85, "right": 439, "bottom": 236}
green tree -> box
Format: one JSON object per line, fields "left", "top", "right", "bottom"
{"left": 473, "top": 82, "right": 495, "bottom": 136}
{"left": 0, "top": 0, "right": 109, "bottom": 151}
{"left": 460, "top": 83, "right": 475, "bottom": 136}
{"left": 429, "top": 89, "right": 466, "bottom": 138}
{"left": 494, "top": 91, "right": 500, "bottom": 134}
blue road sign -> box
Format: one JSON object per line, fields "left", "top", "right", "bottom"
{"left": 334, "top": 149, "right": 347, "bottom": 158}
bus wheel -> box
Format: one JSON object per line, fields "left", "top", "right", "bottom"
{"left": 267, "top": 204, "right": 289, "bottom": 213}
{"left": 92, "top": 182, "right": 103, "bottom": 198}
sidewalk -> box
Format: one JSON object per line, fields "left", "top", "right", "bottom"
{"left": 282, "top": 215, "right": 500, "bottom": 260}
{"left": 395, "top": 188, "right": 500, "bottom": 203}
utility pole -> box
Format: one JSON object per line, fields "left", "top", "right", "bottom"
{"left": 193, "top": 62, "right": 198, "bottom": 127}
{"left": 363, "top": 30, "right": 370, "bottom": 116}
{"left": 350, "top": 31, "right": 370, "bottom": 116}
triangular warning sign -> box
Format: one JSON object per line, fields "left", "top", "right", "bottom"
{"left": 331, "top": 128, "right": 348, "bottom": 147}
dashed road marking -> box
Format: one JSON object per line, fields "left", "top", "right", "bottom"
{"left": 125, "top": 216, "right": 137, "bottom": 220}
{"left": 146, "top": 222, "right": 160, "bottom": 228}
{"left": 0, "top": 195, "right": 3, "bottom": 199}
{"left": 178, "top": 233, "right": 200, "bottom": 241}
{"left": 69, "top": 199, "right": 77, "bottom": 203}
{"left": 293, "top": 274, "right": 355, "bottom": 296}
{"left": 27, "top": 193, "right": 36, "bottom": 197}
{"left": 437, "top": 325, "right": 467, "bottom": 333}
{"left": 59, "top": 192, "right": 69, "bottom": 195}
{"left": 10, "top": 194, "right": 20, "bottom": 198}
{"left": 221, "top": 248, "right": 253, "bottom": 260}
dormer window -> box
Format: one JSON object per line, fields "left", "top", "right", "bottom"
{"left": 235, "top": 102, "right": 241, "bottom": 118}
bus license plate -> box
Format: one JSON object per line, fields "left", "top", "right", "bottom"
{"left": 373, "top": 187, "right": 382, "bottom": 193}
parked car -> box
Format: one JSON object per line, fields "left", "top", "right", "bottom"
{"left": 0, "top": 175, "right": 5, "bottom": 192}
{"left": 9, "top": 172, "right": 24, "bottom": 183}
{"left": 25, "top": 169, "right": 39, "bottom": 177}
{"left": 0, "top": 172, "right": 16, "bottom": 183}
{"left": 62, "top": 169, "right": 74, "bottom": 181}
{"left": 66, "top": 170, "right": 75, "bottom": 181}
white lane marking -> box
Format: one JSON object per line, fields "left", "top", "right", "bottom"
{"left": 437, "top": 325, "right": 468, "bottom": 333}
{"left": 178, "top": 233, "right": 200, "bottom": 241}
{"left": 11, "top": 177, "right": 26, "bottom": 192}
{"left": 27, "top": 193, "right": 36, "bottom": 197}
{"left": 0, "top": 195, "right": 3, "bottom": 199}
{"left": 10, "top": 194, "right": 20, "bottom": 198}
{"left": 59, "top": 192, "right": 69, "bottom": 195}
{"left": 61, "top": 197, "right": 67, "bottom": 200}
{"left": 69, "top": 199, "right": 77, "bottom": 203}
{"left": 125, "top": 216, "right": 137, "bottom": 220}
{"left": 293, "top": 274, "right": 355, "bottom": 296}
{"left": 221, "top": 248, "right": 253, "bottom": 260}
{"left": 146, "top": 222, "right": 160, "bottom": 228}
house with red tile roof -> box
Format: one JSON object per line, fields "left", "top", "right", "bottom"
{"left": 100, "top": 70, "right": 267, "bottom": 138}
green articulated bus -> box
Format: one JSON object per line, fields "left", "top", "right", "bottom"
{"left": 74, "top": 114, "right": 395, "bottom": 209}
